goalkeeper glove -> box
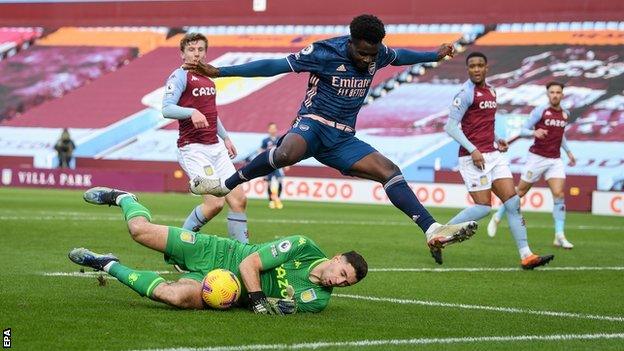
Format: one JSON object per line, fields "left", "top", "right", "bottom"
{"left": 248, "top": 291, "right": 283, "bottom": 315}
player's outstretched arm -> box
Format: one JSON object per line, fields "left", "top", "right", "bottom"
{"left": 392, "top": 43, "right": 455, "bottom": 66}
{"left": 183, "top": 58, "right": 292, "bottom": 78}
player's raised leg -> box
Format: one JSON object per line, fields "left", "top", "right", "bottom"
{"left": 192, "top": 133, "right": 307, "bottom": 196}
{"left": 491, "top": 179, "right": 554, "bottom": 269}
{"left": 348, "top": 152, "right": 477, "bottom": 264}
{"left": 83, "top": 186, "right": 168, "bottom": 252}
{"left": 548, "top": 177, "right": 573, "bottom": 249}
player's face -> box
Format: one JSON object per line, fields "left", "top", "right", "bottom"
{"left": 348, "top": 39, "right": 379, "bottom": 72}
{"left": 547, "top": 85, "right": 564, "bottom": 107}
{"left": 267, "top": 124, "right": 277, "bottom": 136}
{"left": 320, "top": 255, "right": 358, "bottom": 287}
{"left": 181, "top": 40, "right": 207, "bottom": 64}
{"left": 467, "top": 57, "right": 488, "bottom": 85}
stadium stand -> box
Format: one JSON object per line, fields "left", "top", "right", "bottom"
{"left": 0, "top": 27, "right": 42, "bottom": 60}
{"left": 37, "top": 27, "right": 169, "bottom": 55}
{"left": 0, "top": 45, "right": 137, "bottom": 123}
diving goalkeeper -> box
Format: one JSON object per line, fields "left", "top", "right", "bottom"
{"left": 68, "top": 187, "right": 367, "bottom": 315}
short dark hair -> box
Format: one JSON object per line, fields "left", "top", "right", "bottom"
{"left": 180, "top": 32, "right": 207, "bottom": 52}
{"left": 350, "top": 14, "right": 386, "bottom": 44}
{"left": 342, "top": 251, "right": 368, "bottom": 281}
{"left": 546, "top": 81, "right": 565, "bottom": 90}
{"left": 466, "top": 52, "right": 487, "bottom": 65}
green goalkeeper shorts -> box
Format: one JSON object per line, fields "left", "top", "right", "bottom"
{"left": 164, "top": 226, "right": 249, "bottom": 282}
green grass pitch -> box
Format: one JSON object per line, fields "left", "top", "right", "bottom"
{"left": 1, "top": 187, "right": 623, "bottom": 350}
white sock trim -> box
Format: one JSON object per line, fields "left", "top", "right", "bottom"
{"left": 103, "top": 261, "right": 115, "bottom": 273}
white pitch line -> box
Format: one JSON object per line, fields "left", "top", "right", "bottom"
{"left": 42, "top": 271, "right": 177, "bottom": 278}
{"left": 369, "top": 266, "right": 624, "bottom": 272}
{"left": 334, "top": 294, "right": 624, "bottom": 322}
{"left": 0, "top": 212, "right": 621, "bottom": 231}
{"left": 42, "top": 265, "right": 624, "bottom": 279}
{"left": 136, "top": 333, "right": 624, "bottom": 351}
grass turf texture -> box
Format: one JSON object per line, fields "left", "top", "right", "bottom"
{"left": 1, "top": 187, "right": 623, "bottom": 350}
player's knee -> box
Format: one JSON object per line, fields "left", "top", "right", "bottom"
{"left": 503, "top": 195, "right": 521, "bottom": 211}
{"left": 552, "top": 192, "right": 565, "bottom": 200}
{"left": 127, "top": 217, "right": 150, "bottom": 238}
{"left": 205, "top": 197, "right": 225, "bottom": 212}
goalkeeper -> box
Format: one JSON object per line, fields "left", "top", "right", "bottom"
{"left": 68, "top": 187, "right": 368, "bottom": 314}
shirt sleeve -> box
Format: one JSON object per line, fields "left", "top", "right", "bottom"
{"left": 445, "top": 87, "right": 477, "bottom": 153}
{"left": 448, "top": 87, "right": 473, "bottom": 122}
{"left": 162, "top": 69, "right": 195, "bottom": 119}
{"left": 377, "top": 44, "right": 398, "bottom": 68}
{"left": 285, "top": 43, "right": 325, "bottom": 74}
{"left": 256, "top": 236, "right": 304, "bottom": 271}
{"left": 391, "top": 48, "right": 439, "bottom": 66}
{"left": 520, "top": 106, "right": 545, "bottom": 137}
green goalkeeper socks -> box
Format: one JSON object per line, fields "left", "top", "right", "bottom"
{"left": 119, "top": 196, "right": 152, "bottom": 222}
{"left": 107, "top": 262, "right": 165, "bottom": 298}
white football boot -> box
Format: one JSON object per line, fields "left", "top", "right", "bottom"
{"left": 553, "top": 235, "right": 574, "bottom": 249}
{"left": 189, "top": 176, "right": 230, "bottom": 196}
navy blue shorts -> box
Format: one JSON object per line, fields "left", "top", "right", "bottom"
{"left": 279, "top": 117, "right": 376, "bottom": 175}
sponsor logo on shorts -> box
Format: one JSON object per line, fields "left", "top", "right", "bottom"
{"left": 299, "top": 124, "right": 310, "bottom": 131}
{"left": 278, "top": 240, "right": 292, "bottom": 253}
{"left": 526, "top": 171, "right": 533, "bottom": 179}
{"left": 301, "top": 288, "right": 317, "bottom": 303}
{"left": 180, "top": 231, "right": 196, "bottom": 244}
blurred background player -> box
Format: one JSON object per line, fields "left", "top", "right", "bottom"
{"left": 54, "top": 128, "right": 76, "bottom": 169}
{"left": 184, "top": 14, "right": 478, "bottom": 264}
{"left": 70, "top": 186, "right": 369, "bottom": 314}
{"left": 487, "top": 82, "right": 577, "bottom": 249}
{"left": 162, "top": 33, "right": 248, "bottom": 243}
{"left": 444, "top": 52, "right": 554, "bottom": 269}
{"left": 260, "top": 122, "right": 287, "bottom": 209}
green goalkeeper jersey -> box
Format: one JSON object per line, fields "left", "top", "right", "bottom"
{"left": 254, "top": 235, "right": 333, "bottom": 313}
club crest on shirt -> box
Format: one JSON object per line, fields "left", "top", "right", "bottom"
{"left": 368, "top": 61, "right": 376, "bottom": 75}
{"left": 301, "top": 288, "right": 318, "bottom": 303}
{"left": 180, "top": 231, "right": 196, "bottom": 244}
{"left": 301, "top": 44, "right": 314, "bottom": 55}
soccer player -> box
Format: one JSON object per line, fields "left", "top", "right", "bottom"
{"left": 69, "top": 187, "right": 368, "bottom": 314}
{"left": 487, "top": 82, "right": 577, "bottom": 249}
{"left": 183, "top": 14, "right": 477, "bottom": 264}
{"left": 261, "top": 122, "right": 286, "bottom": 209}
{"left": 162, "top": 33, "right": 248, "bottom": 243}
{"left": 444, "top": 52, "right": 554, "bottom": 269}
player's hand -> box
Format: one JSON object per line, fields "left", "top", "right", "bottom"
{"left": 436, "top": 43, "right": 455, "bottom": 60}
{"left": 534, "top": 128, "right": 548, "bottom": 139}
{"left": 567, "top": 151, "right": 577, "bottom": 167}
{"left": 248, "top": 291, "right": 283, "bottom": 315}
{"left": 267, "top": 285, "right": 296, "bottom": 314}
{"left": 190, "top": 110, "right": 209, "bottom": 129}
{"left": 182, "top": 61, "right": 220, "bottom": 77}
{"left": 471, "top": 149, "right": 485, "bottom": 171}
{"left": 497, "top": 139, "right": 509, "bottom": 152}
{"left": 224, "top": 138, "right": 237, "bottom": 159}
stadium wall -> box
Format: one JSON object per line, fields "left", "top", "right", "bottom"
{"left": 1, "top": 0, "right": 622, "bottom": 26}
{"left": 1, "top": 164, "right": 606, "bottom": 214}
